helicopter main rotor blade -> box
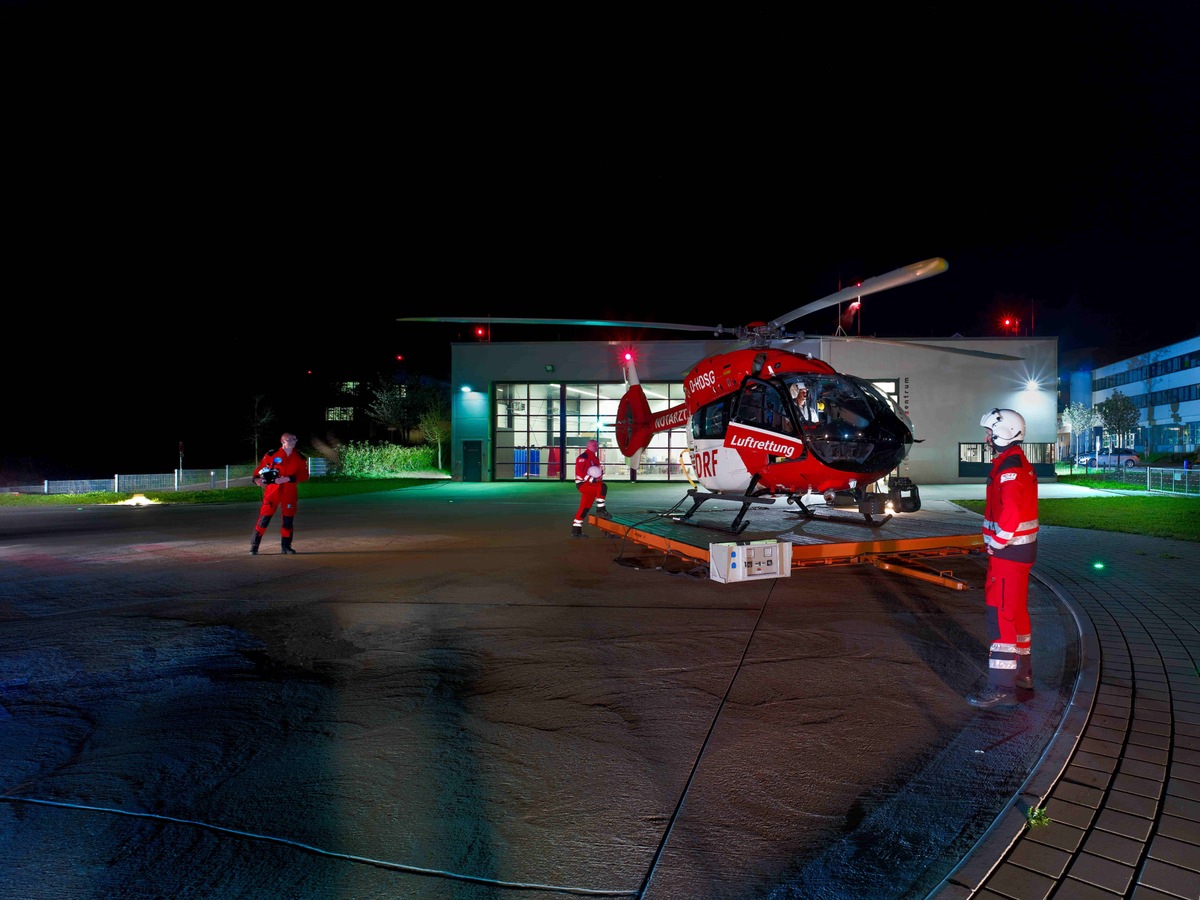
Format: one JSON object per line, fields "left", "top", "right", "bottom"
{"left": 775, "top": 334, "right": 1023, "bottom": 360}
{"left": 819, "top": 335, "right": 1024, "bottom": 360}
{"left": 770, "top": 257, "right": 949, "bottom": 331}
{"left": 398, "top": 316, "right": 734, "bottom": 335}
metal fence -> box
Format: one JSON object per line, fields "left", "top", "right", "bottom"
{"left": 1147, "top": 466, "right": 1200, "bottom": 496}
{"left": 1066, "top": 464, "right": 1149, "bottom": 488}
{"left": 1063, "top": 463, "right": 1200, "bottom": 497}
{"left": 4, "top": 464, "right": 264, "bottom": 495}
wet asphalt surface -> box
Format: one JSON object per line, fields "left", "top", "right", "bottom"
{"left": 0, "top": 482, "right": 1073, "bottom": 899}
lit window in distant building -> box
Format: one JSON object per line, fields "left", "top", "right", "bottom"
{"left": 327, "top": 407, "right": 354, "bottom": 422}
{"left": 340, "top": 382, "right": 359, "bottom": 394}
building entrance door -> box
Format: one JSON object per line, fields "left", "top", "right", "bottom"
{"left": 462, "top": 441, "right": 482, "bottom": 482}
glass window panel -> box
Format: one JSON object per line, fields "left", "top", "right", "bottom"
{"left": 1024, "top": 443, "right": 1053, "bottom": 464}
{"left": 490, "top": 379, "right": 698, "bottom": 481}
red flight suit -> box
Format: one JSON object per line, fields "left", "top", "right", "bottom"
{"left": 981, "top": 442, "right": 1039, "bottom": 690}
{"left": 573, "top": 447, "right": 608, "bottom": 529}
{"left": 253, "top": 446, "right": 310, "bottom": 550}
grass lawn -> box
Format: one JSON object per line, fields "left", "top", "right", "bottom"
{"left": 2, "top": 474, "right": 1197, "bottom": 543}
{"left": 0, "top": 477, "right": 446, "bottom": 508}
{"left": 952, "top": 495, "right": 1199, "bottom": 543}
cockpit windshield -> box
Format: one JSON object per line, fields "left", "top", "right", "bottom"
{"left": 783, "top": 374, "right": 872, "bottom": 429}
{"left": 848, "top": 376, "right": 914, "bottom": 433}
{"left": 782, "top": 374, "right": 912, "bottom": 471}
{"left": 719, "top": 373, "right": 913, "bottom": 474}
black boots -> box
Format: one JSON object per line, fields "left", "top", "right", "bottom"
{"left": 595, "top": 506, "right": 613, "bottom": 520}
{"left": 1016, "top": 672, "right": 1034, "bottom": 690}
{"left": 571, "top": 525, "right": 587, "bottom": 538}
{"left": 967, "top": 685, "right": 1018, "bottom": 710}
{"left": 251, "top": 532, "right": 296, "bottom": 555}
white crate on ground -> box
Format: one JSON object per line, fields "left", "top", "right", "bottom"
{"left": 708, "top": 539, "right": 792, "bottom": 583}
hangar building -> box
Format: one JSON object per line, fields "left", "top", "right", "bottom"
{"left": 443, "top": 334, "right": 1058, "bottom": 487}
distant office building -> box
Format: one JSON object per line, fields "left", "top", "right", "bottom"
{"left": 1091, "top": 335, "right": 1200, "bottom": 455}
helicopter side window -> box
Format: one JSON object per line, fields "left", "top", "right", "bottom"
{"left": 693, "top": 398, "right": 731, "bottom": 439}
{"left": 733, "top": 383, "right": 766, "bottom": 426}
{"left": 734, "top": 380, "right": 791, "bottom": 434}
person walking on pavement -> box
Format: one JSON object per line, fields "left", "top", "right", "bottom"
{"left": 571, "top": 439, "right": 611, "bottom": 538}
{"left": 249, "top": 432, "right": 310, "bottom": 555}
{"left": 968, "top": 407, "right": 1039, "bottom": 709}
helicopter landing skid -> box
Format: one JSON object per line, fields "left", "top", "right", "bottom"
{"left": 788, "top": 492, "right": 893, "bottom": 528}
{"left": 670, "top": 488, "right": 780, "bottom": 535}
{"left": 789, "top": 502, "right": 893, "bottom": 528}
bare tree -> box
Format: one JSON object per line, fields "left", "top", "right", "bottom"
{"left": 1063, "top": 401, "right": 1096, "bottom": 460}
{"left": 366, "top": 378, "right": 407, "bottom": 443}
{"left": 367, "top": 374, "right": 447, "bottom": 443}
{"left": 418, "top": 395, "right": 452, "bottom": 469}
{"left": 1095, "top": 390, "right": 1139, "bottom": 449}
{"left": 248, "top": 395, "right": 276, "bottom": 462}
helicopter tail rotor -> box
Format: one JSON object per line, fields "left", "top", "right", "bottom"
{"left": 615, "top": 384, "right": 654, "bottom": 465}
{"left": 615, "top": 358, "right": 691, "bottom": 471}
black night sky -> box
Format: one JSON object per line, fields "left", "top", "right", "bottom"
{"left": 5, "top": 1, "right": 1198, "bottom": 481}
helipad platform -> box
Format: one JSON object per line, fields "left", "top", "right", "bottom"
{"left": 591, "top": 492, "right": 985, "bottom": 589}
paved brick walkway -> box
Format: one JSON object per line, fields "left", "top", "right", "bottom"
{"left": 929, "top": 525, "right": 1200, "bottom": 899}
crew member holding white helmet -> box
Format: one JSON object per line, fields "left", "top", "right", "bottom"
{"left": 968, "top": 407, "right": 1039, "bottom": 709}
{"left": 572, "top": 439, "right": 612, "bottom": 538}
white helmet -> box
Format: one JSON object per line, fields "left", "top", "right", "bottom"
{"left": 587, "top": 465, "right": 603, "bottom": 480}
{"left": 980, "top": 407, "right": 1025, "bottom": 448}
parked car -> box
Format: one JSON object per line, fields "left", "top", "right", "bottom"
{"left": 1078, "top": 447, "right": 1141, "bottom": 468}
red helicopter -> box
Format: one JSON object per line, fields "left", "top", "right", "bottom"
{"left": 613, "top": 257, "right": 955, "bottom": 532}
{"left": 403, "top": 257, "right": 1018, "bottom": 533}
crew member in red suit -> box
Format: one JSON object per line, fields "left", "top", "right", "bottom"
{"left": 571, "top": 439, "right": 612, "bottom": 538}
{"left": 968, "top": 408, "right": 1039, "bottom": 709}
{"left": 249, "top": 432, "right": 310, "bottom": 555}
